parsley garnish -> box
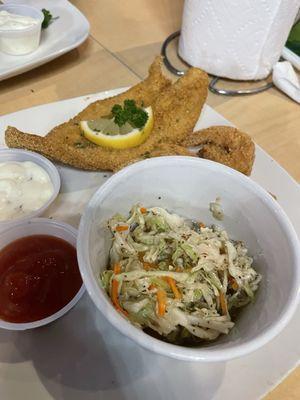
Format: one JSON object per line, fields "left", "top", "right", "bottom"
{"left": 41, "top": 9, "right": 59, "bottom": 29}
{"left": 111, "top": 100, "right": 148, "bottom": 129}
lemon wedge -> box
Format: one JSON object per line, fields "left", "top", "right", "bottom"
{"left": 80, "top": 106, "right": 153, "bottom": 149}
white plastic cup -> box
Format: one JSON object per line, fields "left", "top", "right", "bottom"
{"left": 77, "top": 156, "right": 300, "bottom": 362}
{"left": 0, "top": 4, "right": 44, "bottom": 55}
{"left": 0, "top": 148, "right": 61, "bottom": 231}
{"left": 0, "top": 218, "right": 85, "bottom": 330}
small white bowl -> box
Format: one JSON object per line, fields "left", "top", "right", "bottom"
{"left": 0, "top": 218, "right": 85, "bottom": 330}
{"left": 77, "top": 156, "right": 300, "bottom": 362}
{"left": 0, "top": 148, "right": 60, "bottom": 231}
{"left": 0, "top": 4, "right": 43, "bottom": 55}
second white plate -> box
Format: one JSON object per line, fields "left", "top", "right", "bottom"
{"left": 0, "top": 0, "right": 90, "bottom": 81}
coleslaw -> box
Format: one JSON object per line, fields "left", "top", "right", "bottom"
{"left": 100, "top": 205, "right": 261, "bottom": 345}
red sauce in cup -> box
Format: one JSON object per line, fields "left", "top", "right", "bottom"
{"left": 0, "top": 235, "right": 82, "bottom": 323}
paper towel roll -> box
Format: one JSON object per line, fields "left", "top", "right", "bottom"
{"left": 178, "top": 0, "right": 300, "bottom": 80}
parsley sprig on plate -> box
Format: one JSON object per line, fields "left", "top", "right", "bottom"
{"left": 111, "top": 100, "right": 148, "bottom": 129}
{"left": 41, "top": 8, "right": 59, "bottom": 29}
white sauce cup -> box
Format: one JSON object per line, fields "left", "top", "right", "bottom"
{"left": 0, "top": 149, "right": 60, "bottom": 231}
{"left": 0, "top": 4, "right": 44, "bottom": 55}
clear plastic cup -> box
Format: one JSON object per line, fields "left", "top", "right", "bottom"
{"left": 0, "top": 148, "right": 61, "bottom": 231}
{"left": 0, "top": 218, "right": 85, "bottom": 330}
{"left": 0, "top": 4, "right": 44, "bottom": 55}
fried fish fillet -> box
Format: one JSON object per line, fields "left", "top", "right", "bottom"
{"left": 181, "top": 126, "right": 255, "bottom": 175}
{"left": 114, "top": 143, "right": 195, "bottom": 171}
{"left": 6, "top": 57, "right": 209, "bottom": 171}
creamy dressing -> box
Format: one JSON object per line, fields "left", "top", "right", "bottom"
{"left": 0, "top": 10, "right": 39, "bottom": 31}
{"left": 0, "top": 161, "right": 54, "bottom": 221}
{"left": 0, "top": 10, "right": 42, "bottom": 55}
{"left": 209, "top": 197, "right": 224, "bottom": 221}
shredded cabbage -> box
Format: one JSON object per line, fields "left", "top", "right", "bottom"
{"left": 100, "top": 204, "right": 262, "bottom": 345}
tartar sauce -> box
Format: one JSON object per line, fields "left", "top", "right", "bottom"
{"left": 0, "top": 10, "right": 39, "bottom": 31}
{"left": 0, "top": 161, "right": 54, "bottom": 221}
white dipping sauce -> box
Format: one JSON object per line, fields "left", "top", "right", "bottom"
{"left": 0, "top": 10, "right": 39, "bottom": 31}
{"left": 0, "top": 161, "right": 54, "bottom": 221}
{"left": 0, "top": 10, "right": 42, "bottom": 55}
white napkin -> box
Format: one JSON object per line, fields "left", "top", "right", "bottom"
{"left": 178, "top": 0, "right": 300, "bottom": 80}
{"left": 273, "top": 61, "right": 300, "bottom": 103}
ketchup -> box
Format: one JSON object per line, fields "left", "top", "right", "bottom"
{"left": 0, "top": 235, "right": 82, "bottom": 323}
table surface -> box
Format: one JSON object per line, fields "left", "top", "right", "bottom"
{"left": 0, "top": 1, "right": 299, "bottom": 398}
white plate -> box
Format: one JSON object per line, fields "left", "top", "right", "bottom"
{"left": 0, "top": 0, "right": 89, "bottom": 81}
{"left": 0, "top": 90, "right": 299, "bottom": 399}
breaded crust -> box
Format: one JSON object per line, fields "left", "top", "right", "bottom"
{"left": 5, "top": 58, "right": 209, "bottom": 172}
{"left": 114, "top": 143, "right": 195, "bottom": 171}
{"left": 181, "top": 126, "right": 255, "bottom": 175}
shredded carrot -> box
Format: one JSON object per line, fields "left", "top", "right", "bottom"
{"left": 111, "top": 263, "right": 128, "bottom": 316}
{"left": 143, "top": 262, "right": 151, "bottom": 271}
{"left": 115, "top": 225, "right": 128, "bottom": 232}
{"left": 229, "top": 276, "right": 239, "bottom": 291}
{"left": 175, "top": 267, "right": 181, "bottom": 272}
{"left": 111, "top": 279, "right": 125, "bottom": 314}
{"left": 219, "top": 291, "right": 228, "bottom": 315}
{"left": 156, "top": 288, "right": 167, "bottom": 317}
{"left": 198, "top": 222, "right": 206, "bottom": 228}
{"left": 165, "top": 277, "right": 181, "bottom": 299}
{"left": 148, "top": 284, "right": 156, "bottom": 290}
{"left": 113, "top": 262, "right": 121, "bottom": 274}
{"left": 143, "top": 261, "right": 157, "bottom": 270}
{"left": 140, "top": 207, "right": 147, "bottom": 214}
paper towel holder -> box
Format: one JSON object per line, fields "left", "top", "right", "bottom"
{"left": 161, "top": 31, "right": 273, "bottom": 96}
